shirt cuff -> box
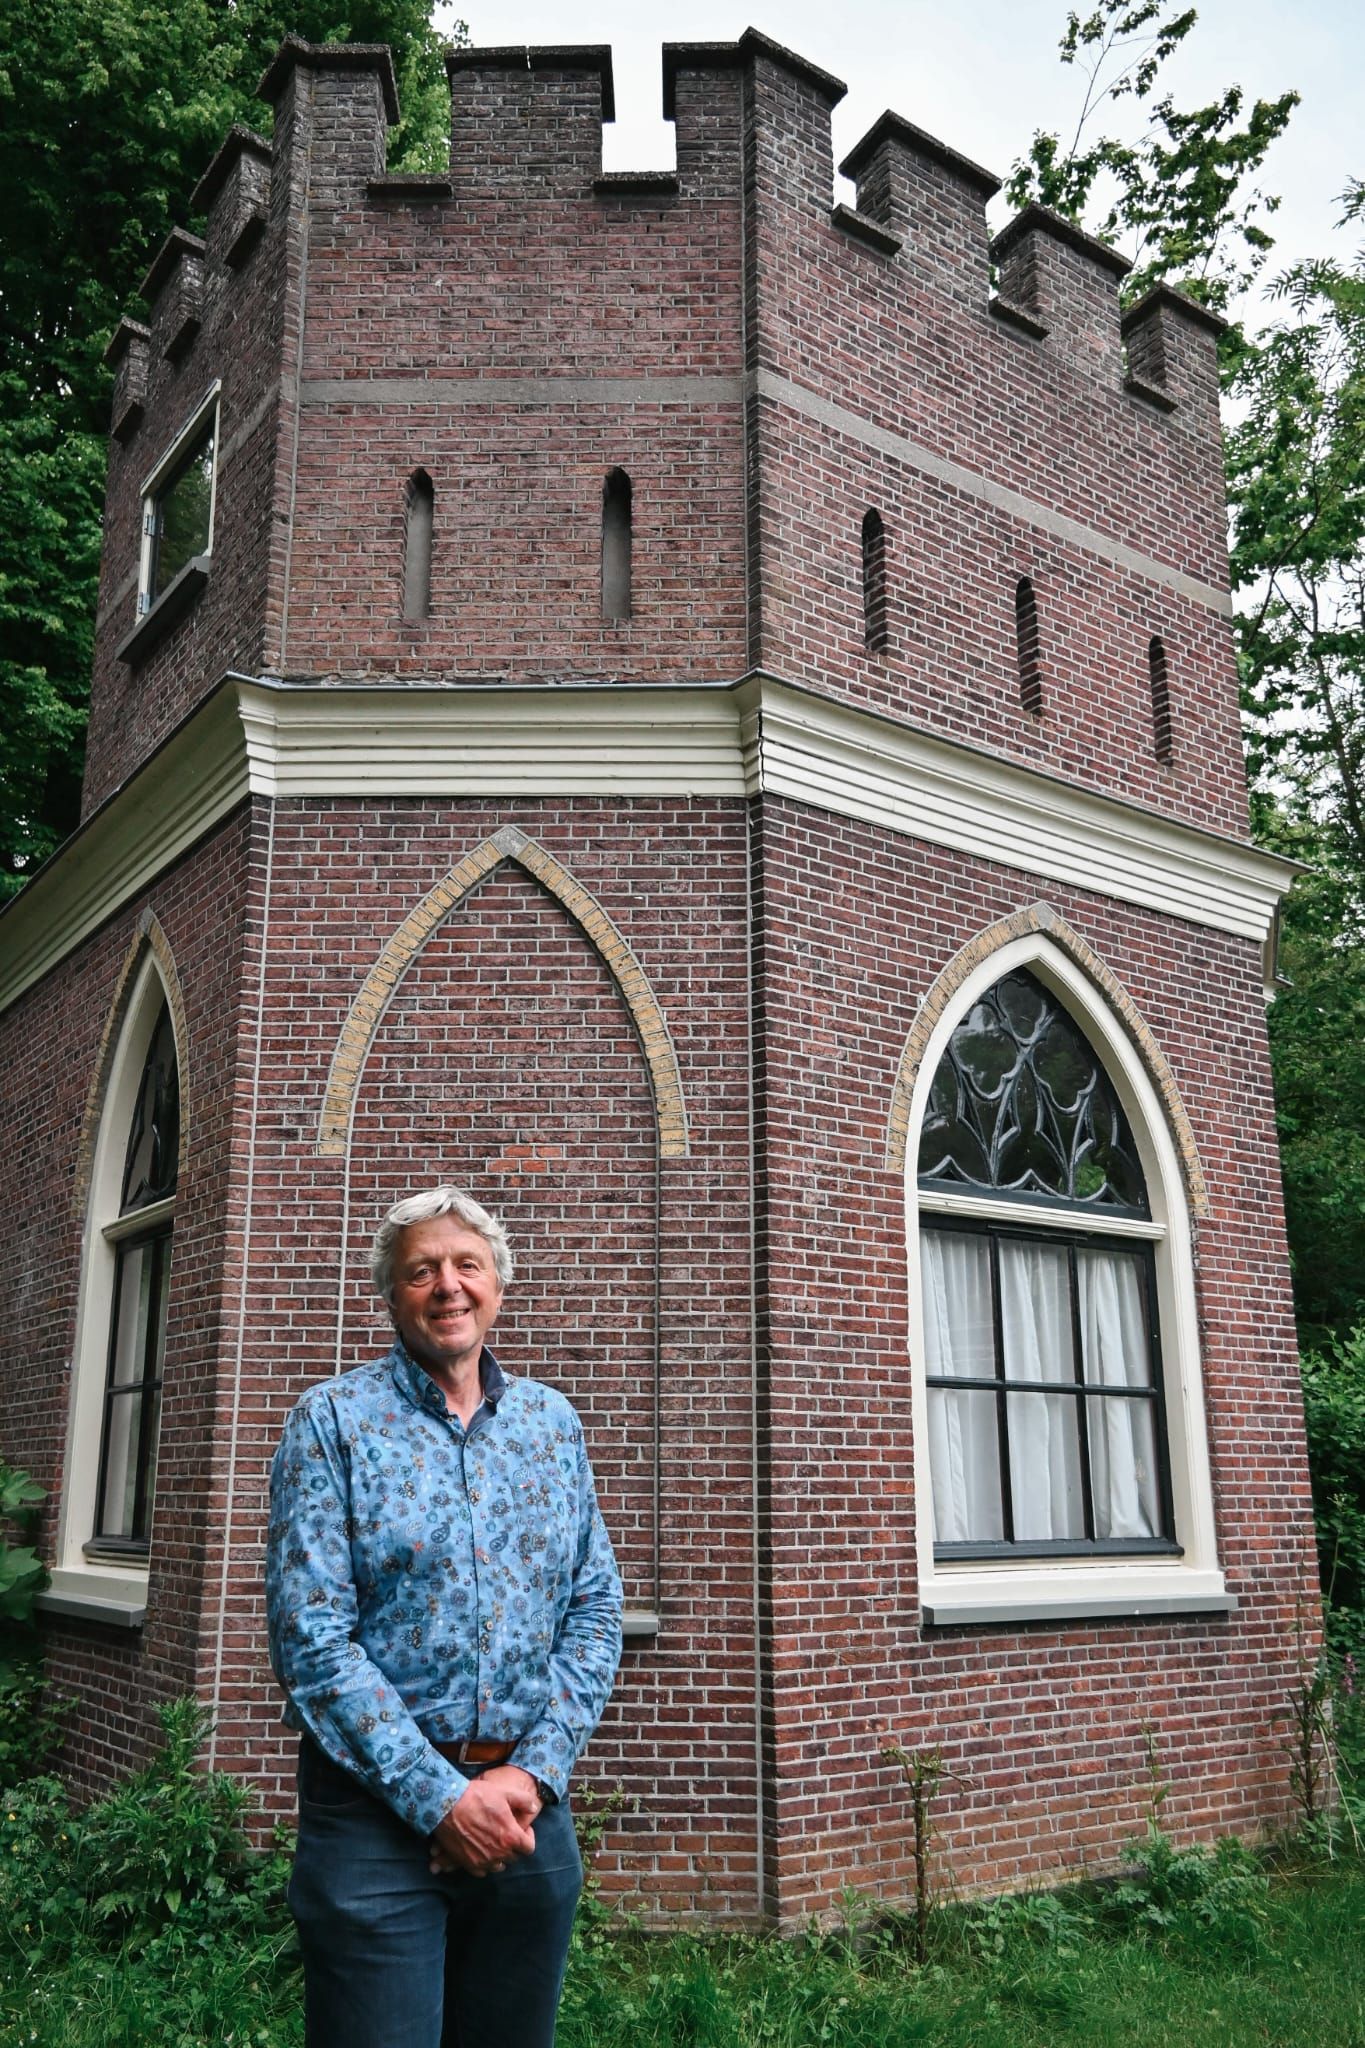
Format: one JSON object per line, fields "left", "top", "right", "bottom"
{"left": 389, "top": 1745, "right": 470, "bottom": 1837}
{"left": 507, "top": 1729, "right": 573, "bottom": 1803}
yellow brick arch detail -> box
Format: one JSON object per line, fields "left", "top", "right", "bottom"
{"left": 317, "top": 825, "right": 688, "bottom": 1159}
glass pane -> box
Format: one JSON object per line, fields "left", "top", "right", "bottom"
{"left": 121, "top": 1003, "right": 179, "bottom": 1210}
{"left": 108, "top": 1242, "right": 154, "bottom": 1387}
{"left": 1089, "top": 1395, "right": 1160, "bottom": 1539}
{"left": 998, "top": 1239, "right": 1075, "bottom": 1383}
{"left": 1007, "top": 1389, "right": 1085, "bottom": 1540}
{"left": 98, "top": 1388, "right": 146, "bottom": 1541}
{"left": 918, "top": 970, "right": 1148, "bottom": 1213}
{"left": 929, "top": 1388, "right": 1003, "bottom": 1542}
{"left": 921, "top": 1232, "right": 994, "bottom": 1380}
{"left": 1076, "top": 1248, "right": 1152, "bottom": 1388}
{"left": 152, "top": 422, "right": 214, "bottom": 598}
{"left": 97, "top": 1235, "right": 170, "bottom": 1546}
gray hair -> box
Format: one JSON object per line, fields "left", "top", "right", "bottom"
{"left": 370, "top": 1187, "right": 514, "bottom": 1300}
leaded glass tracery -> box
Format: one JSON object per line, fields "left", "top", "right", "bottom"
{"left": 917, "top": 969, "right": 1147, "bottom": 1214}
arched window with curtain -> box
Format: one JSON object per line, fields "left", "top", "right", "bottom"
{"left": 917, "top": 968, "right": 1176, "bottom": 1558}
{"left": 403, "top": 469, "right": 434, "bottom": 622}
{"left": 861, "top": 509, "right": 887, "bottom": 653}
{"left": 60, "top": 952, "right": 181, "bottom": 1592}
{"left": 1149, "top": 636, "right": 1173, "bottom": 762}
{"left": 602, "top": 468, "right": 632, "bottom": 620}
{"left": 1015, "top": 576, "right": 1042, "bottom": 716}
{"left": 91, "top": 996, "right": 179, "bottom": 1555}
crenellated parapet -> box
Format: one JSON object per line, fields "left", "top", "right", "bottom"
{"left": 84, "top": 27, "right": 1244, "bottom": 846}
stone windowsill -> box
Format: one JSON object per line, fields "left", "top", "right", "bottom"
{"left": 116, "top": 556, "right": 211, "bottom": 667}
{"left": 36, "top": 1565, "right": 147, "bottom": 1629}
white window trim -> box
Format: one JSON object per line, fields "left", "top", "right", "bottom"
{"left": 56, "top": 953, "right": 176, "bottom": 1600}
{"left": 905, "top": 934, "right": 1230, "bottom": 1627}
{"left": 136, "top": 381, "right": 221, "bottom": 618}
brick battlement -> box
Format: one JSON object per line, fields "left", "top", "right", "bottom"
{"left": 86, "top": 30, "right": 1244, "bottom": 848}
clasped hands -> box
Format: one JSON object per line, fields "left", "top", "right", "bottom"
{"left": 428, "top": 1764, "right": 542, "bottom": 1878}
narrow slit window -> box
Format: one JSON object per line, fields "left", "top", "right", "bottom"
{"left": 403, "top": 469, "right": 434, "bottom": 622}
{"left": 1016, "top": 577, "right": 1042, "bottom": 716}
{"left": 1149, "top": 636, "right": 1173, "bottom": 762}
{"left": 602, "top": 469, "right": 632, "bottom": 620}
{"left": 862, "top": 510, "right": 887, "bottom": 653}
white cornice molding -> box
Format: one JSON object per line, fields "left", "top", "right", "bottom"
{"left": 0, "top": 674, "right": 1295, "bottom": 1012}
{"left": 742, "top": 678, "right": 1292, "bottom": 944}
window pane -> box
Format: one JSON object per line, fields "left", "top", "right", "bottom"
{"left": 998, "top": 1239, "right": 1075, "bottom": 1383}
{"left": 108, "top": 1241, "right": 155, "bottom": 1386}
{"left": 152, "top": 423, "right": 214, "bottom": 598}
{"left": 1089, "top": 1395, "right": 1159, "bottom": 1539}
{"left": 97, "top": 1234, "right": 169, "bottom": 1547}
{"left": 1078, "top": 1248, "right": 1160, "bottom": 1538}
{"left": 929, "top": 1388, "right": 1003, "bottom": 1542}
{"left": 98, "top": 1388, "right": 147, "bottom": 1541}
{"left": 1007, "top": 1389, "right": 1085, "bottom": 1539}
{"left": 922, "top": 1232, "right": 993, "bottom": 1379}
{"left": 1077, "top": 1247, "right": 1152, "bottom": 1388}
{"left": 120, "top": 1003, "right": 179, "bottom": 1211}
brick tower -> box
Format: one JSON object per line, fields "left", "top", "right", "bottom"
{"left": 0, "top": 32, "right": 1317, "bottom": 1921}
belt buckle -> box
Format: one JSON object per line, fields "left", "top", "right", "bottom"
{"left": 455, "top": 1738, "right": 476, "bottom": 1764}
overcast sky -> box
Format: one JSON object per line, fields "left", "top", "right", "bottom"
{"left": 432, "top": 0, "right": 1360, "bottom": 311}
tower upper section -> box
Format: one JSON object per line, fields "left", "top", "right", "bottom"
{"left": 84, "top": 31, "right": 1245, "bottom": 842}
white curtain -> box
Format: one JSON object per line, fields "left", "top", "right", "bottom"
{"left": 999, "top": 1241, "right": 1084, "bottom": 1540}
{"left": 1077, "top": 1248, "right": 1158, "bottom": 1538}
{"left": 922, "top": 1233, "right": 1001, "bottom": 1542}
{"left": 923, "top": 1231, "right": 1158, "bottom": 1545}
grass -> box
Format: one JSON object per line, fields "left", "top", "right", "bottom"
{"left": 5, "top": 1854, "right": 1364, "bottom": 2046}
{"left": 2, "top": 1696, "right": 1362, "bottom": 2048}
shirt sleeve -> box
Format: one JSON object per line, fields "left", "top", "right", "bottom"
{"left": 265, "top": 1389, "right": 469, "bottom": 1838}
{"left": 508, "top": 1419, "right": 624, "bottom": 1800}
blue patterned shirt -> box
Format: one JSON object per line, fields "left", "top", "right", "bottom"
{"left": 266, "top": 1341, "right": 623, "bottom": 1837}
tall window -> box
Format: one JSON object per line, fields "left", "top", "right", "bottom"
{"left": 403, "top": 469, "right": 434, "bottom": 621}
{"left": 1149, "top": 636, "right": 1173, "bottom": 762}
{"left": 90, "top": 1000, "right": 179, "bottom": 1556}
{"left": 918, "top": 969, "right": 1175, "bottom": 1558}
{"left": 138, "top": 389, "right": 219, "bottom": 617}
{"left": 602, "top": 469, "right": 632, "bottom": 620}
{"left": 1015, "top": 576, "right": 1042, "bottom": 716}
{"left": 861, "top": 509, "right": 888, "bottom": 652}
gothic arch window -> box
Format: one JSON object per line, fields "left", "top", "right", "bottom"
{"left": 905, "top": 936, "right": 1227, "bottom": 1624}
{"left": 61, "top": 953, "right": 180, "bottom": 1597}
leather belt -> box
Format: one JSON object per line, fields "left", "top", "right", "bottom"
{"left": 433, "top": 1737, "right": 517, "bottom": 1767}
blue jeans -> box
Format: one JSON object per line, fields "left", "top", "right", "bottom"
{"left": 288, "top": 1740, "right": 583, "bottom": 2048}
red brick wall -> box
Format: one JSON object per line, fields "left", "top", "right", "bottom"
{"left": 751, "top": 796, "right": 1314, "bottom": 1916}
{"left": 0, "top": 808, "right": 255, "bottom": 1793}
{"left": 199, "top": 797, "right": 760, "bottom": 1914}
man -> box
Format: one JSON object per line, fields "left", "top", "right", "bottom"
{"left": 266, "top": 1187, "right": 623, "bottom": 2048}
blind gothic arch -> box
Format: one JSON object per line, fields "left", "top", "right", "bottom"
{"left": 896, "top": 917, "right": 1227, "bottom": 1626}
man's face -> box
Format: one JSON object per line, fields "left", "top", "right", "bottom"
{"left": 389, "top": 1217, "right": 504, "bottom": 1380}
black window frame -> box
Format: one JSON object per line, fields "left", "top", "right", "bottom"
{"left": 922, "top": 1211, "right": 1180, "bottom": 1561}
{"left": 91, "top": 1224, "right": 171, "bottom": 1556}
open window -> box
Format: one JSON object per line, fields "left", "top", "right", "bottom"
{"left": 906, "top": 936, "right": 1229, "bottom": 1625}
{"left": 137, "top": 386, "right": 219, "bottom": 620}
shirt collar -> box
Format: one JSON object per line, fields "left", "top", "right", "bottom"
{"left": 389, "top": 1340, "right": 506, "bottom": 1416}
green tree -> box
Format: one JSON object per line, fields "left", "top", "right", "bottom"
{"left": 1006, "top": 2, "right": 1298, "bottom": 309}
{"left": 1230, "top": 191, "right": 1365, "bottom": 894}
{"left": 0, "top": 0, "right": 461, "bottom": 894}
